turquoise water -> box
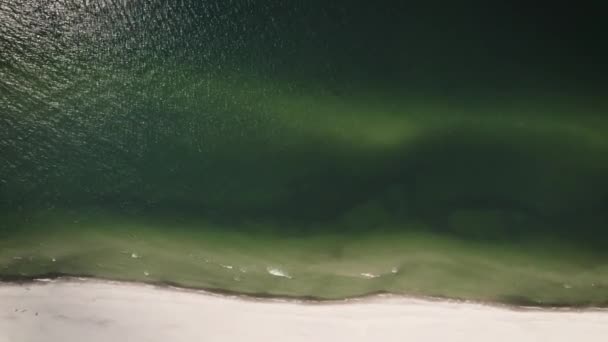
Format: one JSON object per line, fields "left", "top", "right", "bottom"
{"left": 1, "top": 1, "right": 607, "bottom": 306}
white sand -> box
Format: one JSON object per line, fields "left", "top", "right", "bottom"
{"left": 1, "top": 279, "right": 607, "bottom": 342}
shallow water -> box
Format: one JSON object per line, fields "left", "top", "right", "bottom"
{"left": 1, "top": 1, "right": 607, "bottom": 305}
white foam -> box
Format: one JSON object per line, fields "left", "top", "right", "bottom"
{"left": 35, "top": 278, "right": 53, "bottom": 283}
{"left": 360, "top": 273, "right": 380, "bottom": 279}
{"left": 266, "top": 267, "right": 292, "bottom": 279}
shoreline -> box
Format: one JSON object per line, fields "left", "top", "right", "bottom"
{"left": 2, "top": 275, "right": 608, "bottom": 312}
{"left": 4, "top": 258, "right": 607, "bottom": 309}
{"left": 2, "top": 278, "right": 608, "bottom": 342}
{"left": 4, "top": 215, "right": 608, "bottom": 308}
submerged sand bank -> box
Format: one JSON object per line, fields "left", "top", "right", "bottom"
{"left": 1, "top": 279, "right": 607, "bottom": 342}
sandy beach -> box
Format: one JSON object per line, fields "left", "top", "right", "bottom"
{"left": 1, "top": 279, "right": 607, "bottom": 342}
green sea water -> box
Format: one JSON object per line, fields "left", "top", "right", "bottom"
{"left": 1, "top": 1, "right": 607, "bottom": 306}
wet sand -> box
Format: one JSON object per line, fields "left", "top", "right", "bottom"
{"left": 1, "top": 278, "right": 607, "bottom": 342}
